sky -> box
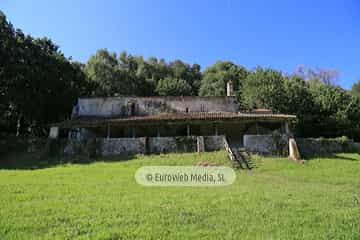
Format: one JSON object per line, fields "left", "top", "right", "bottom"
{"left": 1, "top": 0, "right": 360, "bottom": 89}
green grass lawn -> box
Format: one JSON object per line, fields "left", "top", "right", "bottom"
{"left": 1, "top": 151, "right": 360, "bottom": 240}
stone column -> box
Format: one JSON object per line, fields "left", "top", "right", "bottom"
{"left": 197, "top": 136, "right": 205, "bottom": 152}
{"left": 284, "top": 122, "right": 290, "bottom": 134}
{"left": 107, "top": 124, "right": 111, "bottom": 139}
{"left": 49, "top": 127, "right": 59, "bottom": 139}
{"left": 156, "top": 126, "right": 160, "bottom": 137}
{"left": 132, "top": 127, "right": 136, "bottom": 138}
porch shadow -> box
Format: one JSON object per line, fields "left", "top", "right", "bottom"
{"left": 0, "top": 152, "right": 137, "bottom": 170}
{"left": 302, "top": 153, "right": 360, "bottom": 161}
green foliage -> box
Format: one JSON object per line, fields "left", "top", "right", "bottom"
{"left": 0, "top": 11, "right": 90, "bottom": 136}
{"left": 199, "top": 61, "right": 248, "bottom": 97}
{"left": 84, "top": 49, "right": 121, "bottom": 96}
{"left": 84, "top": 50, "right": 201, "bottom": 97}
{"left": 305, "top": 80, "right": 355, "bottom": 137}
{"left": 0, "top": 11, "right": 18, "bottom": 133}
{"left": 1, "top": 9, "right": 360, "bottom": 140}
{"left": 239, "top": 68, "right": 360, "bottom": 140}
{"left": 1, "top": 152, "right": 360, "bottom": 239}
{"left": 278, "top": 77, "right": 360, "bottom": 139}
{"left": 351, "top": 80, "right": 360, "bottom": 99}
{"left": 155, "top": 77, "right": 193, "bottom": 96}
{"left": 313, "top": 136, "right": 350, "bottom": 146}
{"left": 242, "top": 67, "right": 287, "bottom": 112}
{"left": 283, "top": 75, "right": 314, "bottom": 115}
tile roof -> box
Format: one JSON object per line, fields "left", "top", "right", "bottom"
{"left": 51, "top": 112, "right": 296, "bottom": 127}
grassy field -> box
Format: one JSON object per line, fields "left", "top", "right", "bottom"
{"left": 0, "top": 151, "right": 360, "bottom": 239}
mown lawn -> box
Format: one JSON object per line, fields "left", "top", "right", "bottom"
{"left": 0, "top": 151, "right": 360, "bottom": 240}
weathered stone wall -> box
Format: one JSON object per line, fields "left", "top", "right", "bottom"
{"left": 148, "top": 136, "right": 200, "bottom": 153}
{"left": 96, "top": 136, "right": 200, "bottom": 155}
{"left": 148, "top": 137, "right": 177, "bottom": 153}
{"left": 204, "top": 135, "right": 225, "bottom": 151}
{"left": 296, "top": 138, "right": 360, "bottom": 157}
{"left": 243, "top": 134, "right": 289, "bottom": 156}
{"left": 97, "top": 138, "right": 146, "bottom": 156}
{"left": 64, "top": 136, "right": 225, "bottom": 156}
{"left": 351, "top": 142, "right": 360, "bottom": 152}
{"left": 75, "top": 96, "right": 237, "bottom": 118}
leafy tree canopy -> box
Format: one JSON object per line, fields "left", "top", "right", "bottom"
{"left": 199, "top": 61, "right": 248, "bottom": 97}
{"left": 241, "top": 67, "right": 287, "bottom": 112}
{"left": 351, "top": 80, "right": 360, "bottom": 99}
{"left": 1, "top": 10, "right": 360, "bottom": 140}
{"left": 155, "top": 77, "right": 192, "bottom": 96}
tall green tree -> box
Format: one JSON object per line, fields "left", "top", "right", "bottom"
{"left": 168, "top": 60, "right": 201, "bottom": 95}
{"left": 8, "top": 35, "right": 89, "bottom": 135}
{"left": 283, "top": 75, "right": 314, "bottom": 115}
{"left": 84, "top": 49, "right": 122, "bottom": 96}
{"left": 282, "top": 75, "right": 315, "bottom": 136}
{"left": 199, "top": 61, "right": 248, "bottom": 97}
{"left": 155, "top": 77, "right": 192, "bottom": 96}
{"left": 0, "top": 11, "right": 17, "bottom": 133}
{"left": 85, "top": 51, "right": 201, "bottom": 97}
{"left": 0, "top": 11, "right": 90, "bottom": 135}
{"left": 0, "top": 11, "right": 16, "bottom": 97}
{"left": 351, "top": 80, "right": 360, "bottom": 99}
{"left": 190, "top": 63, "right": 202, "bottom": 94}
{"left": 241, "top": 67, "right": 287, "bottom": 112}
{"left": 307, "top": 79, "right": 354, "bottom": 137}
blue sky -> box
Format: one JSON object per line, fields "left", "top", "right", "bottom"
{"left": 2, "top": 0, "right": 360, "bottom": 89}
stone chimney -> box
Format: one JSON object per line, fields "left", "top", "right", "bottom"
{"left": 226, "top": 80, "right": 234, "bottom": 97}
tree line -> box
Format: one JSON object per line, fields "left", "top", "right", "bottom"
{"left": 1, "top": 11, "right": 360, "bottom": 140}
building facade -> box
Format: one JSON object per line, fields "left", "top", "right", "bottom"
{"left": 50, "top": 94, "right": 296, "bottom": 156}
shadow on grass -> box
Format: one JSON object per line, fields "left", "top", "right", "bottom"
{"left": 0, "top": 152, "right": 138, "bottom": 170}
{"left": 303, "top": 153, "right": 360, "bottom": 161}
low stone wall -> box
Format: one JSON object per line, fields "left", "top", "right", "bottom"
{"left": 204, "top": 135, "right": 225, "bottom": 151}
{"left": 96, "top": 138, "right": 146, "bottom": 156}
{"left": 95, "top": 136, "right": 200, "bottom": 156}
{"left": 148, "top": 137, "right": 177, "bottom": 153}
{"left": 148, "top": 137, "right": 198, "bottom": 153}
{"left": 243, "top": 135, "right": 360, "bottom": 157}
{"left": 351, "top": 142, "right": 360, "bottom": 152}
{"left": 147, "top": 136, "right": 224, "bottom": 154}
{"left": 75, "top": 134, "right": 293, "bottom": 156}
{"left": 296, "top": 138, "right": 360, "bottom": 157}
{"left": 91, "top": 136, "right": 226, "bottom": 156}
{"left": 243, "top": 134, "right": 289, "bottom": 156}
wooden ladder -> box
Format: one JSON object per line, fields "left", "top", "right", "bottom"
{"left": 233, "top": 148, "right": 253, "bottom": 170}
{"left": 223, "top": 137, "right": 253, "bottom": 170}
